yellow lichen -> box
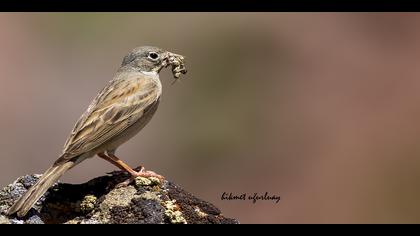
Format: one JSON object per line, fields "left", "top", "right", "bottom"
{"left": 92, "top": 186, "right": 137, "bottom": 223}
{"left": 135, "top": 176, "right": 162, "bottom": 187}
{"left": 149, "top": 177, "right": 161, "bottom": 186}
{"left": 135, "top": 177, "right": 152, "bottom": 186}
{"left": 163, "top": 200, "right": 187, "bottom": 224}
{"left": 80, "top": 195, "right": 97, "bottom": 213}
{"left": 137, "top": 192, "right": 161, "bottom": 201}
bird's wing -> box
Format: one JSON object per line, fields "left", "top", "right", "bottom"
{"left": 57, "top": 74, "right": 161, "bottom": 163}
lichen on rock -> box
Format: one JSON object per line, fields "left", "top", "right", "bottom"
{"left": 163, "top": 199, "right": 187, "bottom": 224}
{"left": 79, "top": 195, "right": 97, "bottom": 213}
{"left": 135, "top": 177, "right": 153, "bottom": 187}
{"left": 0, "top": 171, "right": 239, "bottom": 224}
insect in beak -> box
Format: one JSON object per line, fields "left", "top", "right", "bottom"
{"left": 165, "top": 52, "right": 187, "bottom": 80}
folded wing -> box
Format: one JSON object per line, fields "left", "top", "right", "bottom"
{"left": 56, "top": 75, "right": 160, "bottom": 164}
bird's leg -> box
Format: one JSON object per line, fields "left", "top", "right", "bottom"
{"left": 97, "top": 152, "right": 164, "bottom": 180}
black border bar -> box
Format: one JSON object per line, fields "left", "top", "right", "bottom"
{"left": 0, "top": 0, "right": 419, "bottom": 12}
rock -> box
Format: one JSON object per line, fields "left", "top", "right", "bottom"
{"left": 0, "top": 171, "right": 239, "bottom": 224}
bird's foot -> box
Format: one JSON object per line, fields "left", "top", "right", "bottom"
{"left": 115, "top": 166, "right": 164, "bottom": 188}
{"left": 132, "top": 170, "right": 165, "bottom": 180}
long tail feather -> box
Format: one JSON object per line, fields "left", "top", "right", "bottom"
{"left": 7, "top": 161, "right": 76, "bottom": 217}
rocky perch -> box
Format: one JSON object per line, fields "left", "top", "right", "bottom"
{"left": 0, "top": 171, "right": 238, "bottom": 224}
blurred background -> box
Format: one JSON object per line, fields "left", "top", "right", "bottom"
{"left": 1, "top": 13, "right": 420, "bottom": 223}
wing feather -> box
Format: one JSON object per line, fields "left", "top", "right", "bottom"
{"left": 59, "top": 74, "right": 160, "bottom": 162}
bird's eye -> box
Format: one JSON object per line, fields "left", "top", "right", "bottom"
{"left": 148, "top": 52, "right": 159, "bottom": 60}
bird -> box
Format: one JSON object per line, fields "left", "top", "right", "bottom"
{"left": 7, "top": 46, "right": 187, "bottom": 217}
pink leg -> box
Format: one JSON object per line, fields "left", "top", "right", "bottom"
{"left": 97, "top": 152, "right": 164, "bottom": 180}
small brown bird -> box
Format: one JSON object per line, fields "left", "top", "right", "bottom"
{"left": 7, "top": 46, "right": 187, "bottom": 217}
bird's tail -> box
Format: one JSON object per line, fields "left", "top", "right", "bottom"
{"left": 7, "top": 161, "right": 76, "bottom": 217}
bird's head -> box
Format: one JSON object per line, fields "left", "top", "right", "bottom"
{"left": 120, "top": 46, "right": 187, "bottom": 79}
